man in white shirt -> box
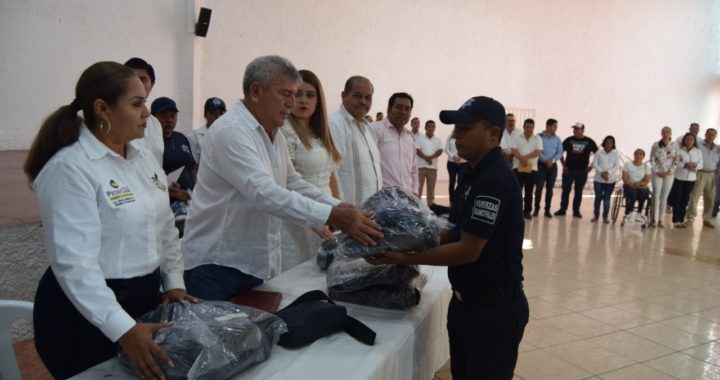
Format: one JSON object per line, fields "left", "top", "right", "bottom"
{"left": 416, "top": 120, "right": 443, "bottom": 206}
{"left": 187, "top": 97, "right": 227, "bottom": 163}
{"left": 687, "top": 128, "right": 719, "bottom": 227}
{"left": 124, "top": 58, "right": 164, "bottom": 166}
{"left": 676, "top": 122, "right": 700, "bottom": 144}
{"left": 329, "top": 76, "right": 383, "bottom": 205}
{"left": 371, "top": 93, "right": 419, "bottom": 194}
{"left": 511, "top": 119, "right": 543, "bottom": 219}
{"left": 182, "top": 57, "right": 383, "bottom": 301}
{"left": 410, "top": 117, "right": 422, "bottom": 140}
{"left": 500, "top": 113, "right": 519, "bottom": 163}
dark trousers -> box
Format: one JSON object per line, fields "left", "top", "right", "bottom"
{"left": 593, "top": 182, "right": 615, "bottom": 220}
{"left": 447, "top": 287, "right": 529, "bottom": 380}
{"left": 559, "top": 169, "right": 588, "bottom": 214}
{"left": 514, "top": 170, "right": 537, "bottom": 214}
{"left": 33, "top": 268, "right": 161, "bottom": 379}
{"left": 670, "top": 179, "right": 695, "bottom": 223}
{"left": 448, "top": 162, "right": 470, "bottom": 204}
{"left": 534, "top": 164, "right": 557, "bottom": 212}
{"left": 623, "top": 184, "right": 650, "bottom": 214}
{"left": 184, "top": 264, "right": 263, "bottom": 301}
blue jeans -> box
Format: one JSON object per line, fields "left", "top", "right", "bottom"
{"left": 623, "top": 184, "right": 649, "bottom": 215}
{"left": 559, "top": 169, "right": 588, "bottom": 214}
{"left": 593, "top": 182, "right": 615, "bottom": 220}
{"left": 534, "top": 164, "right": 557, "bottom": 212}
{"left": 184, "top": 264, "right": 263, "bottom": 301}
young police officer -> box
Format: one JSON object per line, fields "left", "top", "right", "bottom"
{"left": 368, "top": 96, "right": 529, "bottom": 379}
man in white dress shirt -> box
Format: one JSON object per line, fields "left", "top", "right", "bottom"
{"left": 329, "top": 76, "right": 383, "bottom": 205}
{"left": 124, "top": 58, "right": 164, "bottom": 166}
{"left": 182, "top": 57, "right": 383, "bottom": 300}
{"left": 500, "top": 113, "right": 519, "bottom": 163}
{"left": 511, "top": 119, "right": 543, "bottom": 219}
{"left": 416, "top": 120, "right": 444, "bottom": 206}
{"left": 687, "top": 128, "right": 719, "bottom": 227}
{"left": 410, "top": 117, "right": 422, "bottom": 140}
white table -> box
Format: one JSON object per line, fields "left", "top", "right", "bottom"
{"left": 72, "top": 262, "right": 451, "bottom": 380}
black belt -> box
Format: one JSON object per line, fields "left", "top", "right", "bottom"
{"left": 452, "top": 284, "right": 524, "bottom": 304}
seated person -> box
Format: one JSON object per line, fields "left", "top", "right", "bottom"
{"left": 622, "top": 148, "right": 651, "bottom": 221}
{"left": 151, "top": 97, "right": 198, "bottom": 216}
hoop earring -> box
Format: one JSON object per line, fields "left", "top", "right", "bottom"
{"left": 100, "top": 120, "right": 112, "bottom": 135}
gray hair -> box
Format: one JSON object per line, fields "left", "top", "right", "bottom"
{"left": 242, "top": 55, "right": 301, "bottom": 96}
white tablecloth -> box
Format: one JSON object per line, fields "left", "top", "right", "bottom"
{"left": 72, "top": 262, "right": 451, "bottom": 380}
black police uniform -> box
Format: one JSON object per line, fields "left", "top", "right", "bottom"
{"left": 447, "top": 146, "right": 529, "bottom": 380}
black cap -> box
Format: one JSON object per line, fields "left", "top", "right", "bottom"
{"left": 204, "top": 97, "right": 226, "bottom": 114}
{"left": 439, "top": 96, "right": 506, "bottom": 130}
{"left": 151, "top": 97, "right": 178, "bottom": 114}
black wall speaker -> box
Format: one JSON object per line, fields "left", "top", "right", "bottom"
{"left": 195, "top": 8, "right": 212, "bottom": 37}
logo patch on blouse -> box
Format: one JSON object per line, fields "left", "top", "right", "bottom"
{"left": 471, "top": 195, "right": 500, "bottom": 225}
{"left": 151, "top": 173, "right": 167, "bottom": 191}
{"left": 105, "top": 180, "right": 135, "bottom": 207}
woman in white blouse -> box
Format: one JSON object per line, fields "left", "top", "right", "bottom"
{"left": 24, "top": 62, "right": 198, "bottom": 379}
{"left": 670, "top": 133, "right": 703, "bottom": 228}
{"left": 591, "top": 135, "right": 620, "bottom": 223}
{"left": 279, "top": 69, "right": 342, "bottom": 271}
{"left": 622, "top": 149, "right": 651, "bottom": 221}
{"left": 649, "top": 126, "right": 678, "bottom": 228}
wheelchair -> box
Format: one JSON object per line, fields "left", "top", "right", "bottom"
{"left": 610, "top": 187, "right": 653, "bottom": 229}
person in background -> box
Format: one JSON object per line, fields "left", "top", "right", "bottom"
{"left": 187, "top": 97, "right": 226, "bottom": 163}
{"left": 329, "top": 76, "right": 382, "bottom": 205}
{"left": 649, "top": 126, "right": 678, "bottom": 228}
{"left": 445, "top": 135, "right": 468, "bottom": 205}
{"left": 365, "top": 114, "right": 374, "bottom": 122}
{"left": 499, "top": 113, "right": 518, "bottom": 163}
{"left": 534, "top": 118, "right": 563, "bottom": 218}
{"left": 415, "top": 120, "right": 444, "bottom": 206}
{"left": 555, "top": 122, "right": 598, "bottom": 218}
{"left": 670, "top": 132, "right": 702, "bottom": 228}
{"left": 279, "top": 69, "right": 342, "bottom": 270}
{"left": 510, "top": 118, "right": 543, "bottom": 219}
{"left": 591, "top": 135, "right": 620, "bottom": 223}
{"left": 182, "top": 56, "right": 382, "bottom": 301}
{"left": 24, "top": 62, "right": 198, "bottom": 379}
{"left": 367, "top": 96, "right": 528, "bottom": 380}
{"left": 622, "top": 149, "right": 651, "bottom": 222}
{"left": 410, "top": 117, "right": 421, "bottom": 140}
{"left": 151, "top": 97, "right": 197, "bottom": 209}
{"left": 686, "top": 128, "right": 718, "bottom": 228}
{"left": 376, "top": 111, "right": 384, "bottom": 121}
{"left": 124, "top": 57, "right": 164, "bottom": 166}
{"left": 371, "top": 92, "right": 419, "bottom": 194}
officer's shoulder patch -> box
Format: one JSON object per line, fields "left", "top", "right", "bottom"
{"left": 471, "top": 195, "right": 500, "bottom": 224}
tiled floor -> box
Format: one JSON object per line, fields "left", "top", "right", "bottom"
{"left": 4, "top": 150, "right": 720, "bottom": 379}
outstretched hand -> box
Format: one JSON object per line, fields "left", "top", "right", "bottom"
{"left": 119, "top": 323, "right": 174, "bottom": 380}
{"left": 328, "top": 203, "right": 383, "bottom": 245}
{"left": 162, "top": 289, "right": 201, "bottom": 305}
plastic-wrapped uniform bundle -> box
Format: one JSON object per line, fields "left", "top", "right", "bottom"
{"left": 119, "top": 301, "right": 287, "bottom": 380}
{"left": 317, "top": 187, "right": 450, "bottom": 268}
{"left": 326, "top": 258, "right": 428, "bottom": 309}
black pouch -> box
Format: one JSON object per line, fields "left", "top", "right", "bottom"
{"left": 274, "top": 290, "right": 376, "bottom": 349}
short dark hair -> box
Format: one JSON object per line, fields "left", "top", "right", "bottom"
{"left": 124, "top": 57, "right": 156, "bottom": 85}
{"left": 523, "top": 118, "right": 535, "bottom": 125}
{"left": 343, "top": 76, "right": 371, "bottom": 94}
{"left": 506, "top": 113, "right": 515, "bottom": 117}
{"left": 425, "top": 120, "right": 435, "bottom": 127}
{"left": 387, "top": 92, "right": 414, "bottom": 112}
{"left": 546, "top": 118, "right": 558, "bottom": 126}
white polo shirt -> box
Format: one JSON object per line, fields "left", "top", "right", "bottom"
{"left": 34, "top": 125, "right": 184, "bottom": 342}
{"left": 510, "top": 133, "right": 543, "bottom": 171}
{"left": 415, "top": 134, "right": 444, "bottom": 169}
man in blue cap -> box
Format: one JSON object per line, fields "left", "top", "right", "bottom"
{"left": 367, "top": 96, "right": 529, "bottom": 380}
{"left": 151, "top": 97, "right": 197, "bottom": 210}
{"left": 188, "top": 97, "right": 227, "bottom": 163}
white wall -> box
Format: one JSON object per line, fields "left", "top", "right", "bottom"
{"left": 2, "top": 0, "right": 719, "bottom": 181}
{"left": 0, "top": 0, "right": 197, "bottom": 150}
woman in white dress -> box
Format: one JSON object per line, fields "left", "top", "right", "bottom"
{"left": 280, "top": 69, "right": 342, "bottom": 271}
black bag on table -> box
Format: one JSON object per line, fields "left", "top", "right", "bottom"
{"left": 274, "top": 290, "right": 376, "bottom": 349}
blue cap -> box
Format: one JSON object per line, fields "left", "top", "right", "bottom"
{"left": 439, "top": 96, "right": 506, "bottom": 131}
{"left": 204, "top": 97, "right": 226, "bottom": 114}
{"left": 151, "top": 97, "right": 178, "bottom": 114}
